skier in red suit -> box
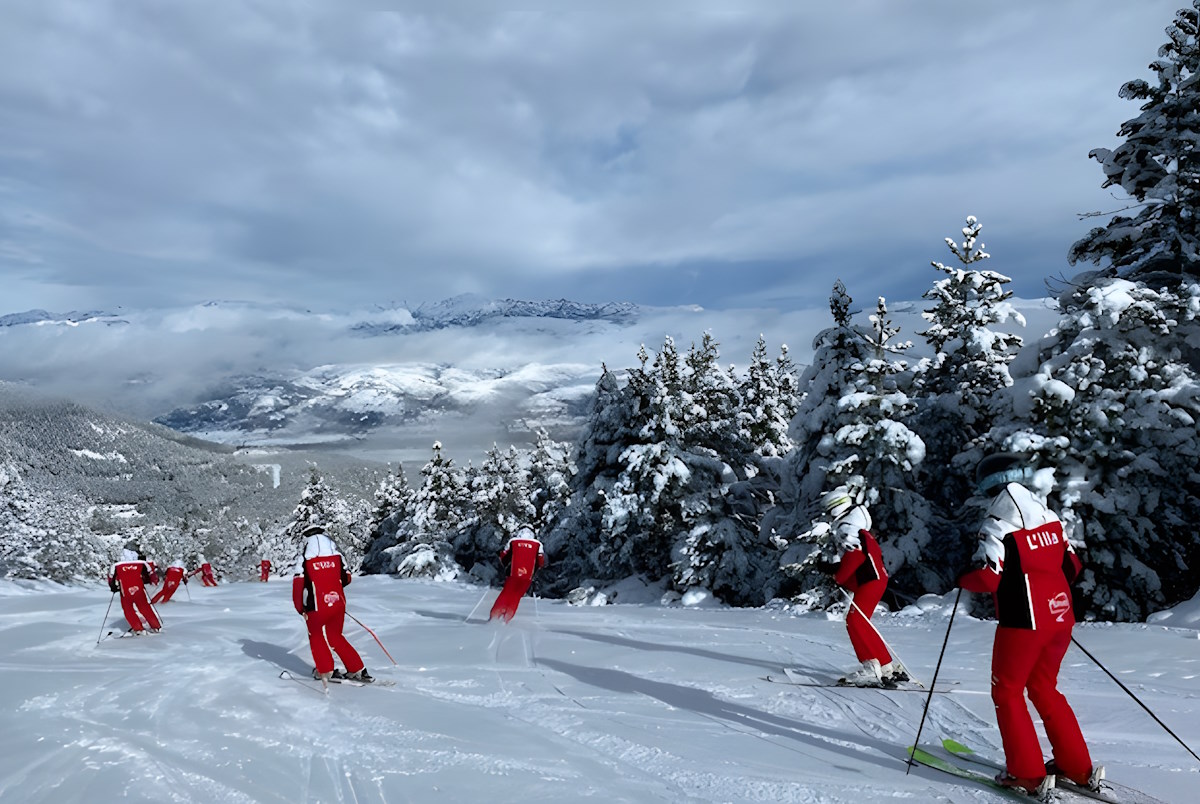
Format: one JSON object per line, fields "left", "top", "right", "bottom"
{"left": 151, "top": 560, "right": 187, "bottom": 604}
{"left": 292, "top": 525, "right": 371, "bottom": 683}
{"left": 108, "top": 549, "right": 162, "bottom": 633}
{"left": 959, "top": 453, "right": 1102, "bottom": 796}
{"left": 260, "top": 559, "right": 272, "bottom": 582}
{"left": 191, "top": 556, "right": 218, "bottom": 587}
{"left": 146, "top": 559, "right": 161, "bottom": 586}
{"left": 489, "top": 527, "right": 546, "bottom": 623}
{"left": 821, "top": 487, "right": 906, "bottom": 687}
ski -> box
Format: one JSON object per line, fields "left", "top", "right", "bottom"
{"left": 763, "top": 673, "right": 957, "bottom": 694}
{"left": 907, "top": 744, "right": 1055, "bottom": 802}
{"left": 328, "top": 676, "right": 396, "bottom": 688}
{"left": 940, "top": 738, "right": 1169, "bottom": 804}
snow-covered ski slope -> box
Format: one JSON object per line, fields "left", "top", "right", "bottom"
{"left": 1, "top": 576, "right": 1195, "bottom": 803}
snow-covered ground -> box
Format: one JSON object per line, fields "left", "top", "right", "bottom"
{"left": 1, "top": 577, "right": 1196, "bottom": 803}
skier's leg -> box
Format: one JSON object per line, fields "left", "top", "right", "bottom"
{"left": 133, "top": 591, "right": 162, "bottom": 629}
{"left": 324, "top": 608, "right": 364, "bottom": 674}
{"left": 846, "top": 581, "right": 890, "bottom": 664}
{"left": 305, "top": 609, "right": 336, "bottom": 674}
{"left": 1029, "top": 625, "right": 1092, "bottom": 780}
{"left": 118, "top": 593, "right": 143, "bottom": 631}
{"left": 490, "top": 577, "right": 520, "bottom": 621}
{"left": 991, "top": 626, "right": 1047, "bottom": 779}
{"left": 502, "top": 576, "right": 534, "bottom": 622}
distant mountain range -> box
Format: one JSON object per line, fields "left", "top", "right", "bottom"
{"left": 0, "top": 296, "right": 660, "bottom": 463}
{"left": 0, "top": 293, "right": 1060, "bottom": 464}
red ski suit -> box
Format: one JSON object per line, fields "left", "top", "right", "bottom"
{"left": 260, "top": 560, "right": 271, "bottom": 582}
{"left": 831, "top": 505, "right": 891, "bottom": 666}
{"left": 151, "top": 564, "right": 187, "bottom": 604}
{"left": 959, "top": 482, "right": 1091, "bottom": 782}
{"left": 191, "top": 561, "right": 218, "bottom": 587}
{"left": 109, "top": 551, "right": 162, "bottom": 632}
{"left": 292, "top": 533, "right": 364, "bottom": 676}
{"left": 489, "top": 534, "right": 545, "bottom": 623}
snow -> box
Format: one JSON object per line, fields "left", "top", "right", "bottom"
{"left": 3, "top": 577, "right": 1196, "bottom": 803}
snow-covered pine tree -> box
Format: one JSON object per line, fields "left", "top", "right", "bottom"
{"left": 360, "top": 465, "right": 416, "bottom": 575}
{"left": 540, "top": 365, "right": 628, "bottom": 594}
{"left": 0, "top": 460, "right": 111, "bottom": 582}
{"left": 910, "top": 217, "right": 1027, "bottom": 577}
{"left": 1068, "top": 1, "right": 1200, "bottom": 285}
{"left": 986, "top": 4, "right": 1200, "bottom": 621}
{"left": 384, "top": 442, "right": 464, "bottom": 580}
{"left": 991, "top": 279, "right": 1200, "bottom": 621}
{"left": 600, "top": 337, "right": 691, "bottom": 580}
{"left": 775, "top": 288, "right": 930, "bottom": 608}
{"left": 738, "top": 335, "right": 798, "bottom": 458}
{"left": 456, "top": 443, "right": 534, "bottom": 581}
{"left": 526, "top": 428, "right": 574, "bottom": 532}
{"left": 682, "top": 332, "right": 747, "bottom": 465}
{"left": 671, "top": 333, "right": 778, "bottom": 606}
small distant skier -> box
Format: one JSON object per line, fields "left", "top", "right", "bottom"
{"left": 292, "top": 524, "right": 372, "bottom": 683}
{"left": 145, "top": 557, "right": 161, "bottom": 586}
{"left": 489, "top": 525, "right": 546, "bottom": 623}
{"left": 958, "top": 453, "right": 1102, "bottom": 796}
{"left": 191, "top": 555, "right": 218, "bottom": 587}
{"left": 260, "top": 558, "right": 272, "bottom": 582}
{"left": 108, "top": 548, "right": 162, "bottom": 634}
{"left": 821, "top": 485, "right": 906, "bottom": 687}
{"left": 151, "top": 559, "right": 188, "bottom": 604}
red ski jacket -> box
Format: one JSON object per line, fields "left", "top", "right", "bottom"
{"left": 960, "top": 482, "right": 1083, "bottom": 630}
{"left": 292, "top": 534, "right": 352, "bottom": 614}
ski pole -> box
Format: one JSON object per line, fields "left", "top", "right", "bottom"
{"left": 1071, "top": 635, "right": 1200, "bottom": 765}
{"left": 842, "top": 589, "right": 922, "bottom": 687}
{"left": 96, "top": 591, "right": 116, "bottom": 644}
{"left": 466, "top": 586, "right": 493, "bottom": 622}
{"left": 906, "top": 587, "right": 962, "bottom": 774}
{"left": 346, "top": 612, "right": 397, "bottom": 665}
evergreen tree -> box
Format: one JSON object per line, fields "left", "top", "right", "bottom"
{"left": 600, "top": 337, "right": 691, "bottom": 579}
{"left": 385, "top": 442, "right": 465, "bottom": 580}
{"left": 910, "top": 217, "right": 1027, "bottom": 575}
{"left": 1068, "top": 2, "right": 1200, "bottom": 283}
{"left": 360, "top": 465, "right": 416, "bottom": 575}
{"left": 990, "top": 277, "right": 1200, "bottom": 620}
{"left": 738, "top": 335, "right": 798, "bottom": 458}
{"left": 527, "top": 428, "right": 574, "bottom": 532}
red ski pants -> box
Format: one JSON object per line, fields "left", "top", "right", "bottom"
{"left": 120, "top": 588, "right": 161, "bottom": 631}
{"left": 992, "top": 624, "right": 1092, "bottom": 780}
{"left": 201, "top": 573, "right": 218, "bottom": 587}
{"left": 151, "top": 578, "right": 180, "bottom": 604}
{"left": 305, "top": 605, "right": 364, "bottom": 675}
{"left": 845, "top": 578, "right": 891, "bottom": 665}
{"left": 489, "top": 571, "right": 533, "bottom": 623}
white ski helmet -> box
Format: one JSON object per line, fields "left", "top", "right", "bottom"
{"left": 821, "top": 486, "right": 855, "bottom": 520}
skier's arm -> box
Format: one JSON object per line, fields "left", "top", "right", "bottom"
{"left": 833, "top": 549, "right": 865, "bottom": 589}
{"left": 292, "top": 575, "right": 305, "bottom": 615}
{"left": 1062, "top": 545, "right": 1082, "bottom": 583}
{"left": 108, "top": 575, "right": 119, "bottom": 593}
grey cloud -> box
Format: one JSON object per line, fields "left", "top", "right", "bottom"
{"left": 0, "top": 1, "right": 1184, "bottom": 314}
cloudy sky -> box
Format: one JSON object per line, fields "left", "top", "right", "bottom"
{"left": 0, "top": 0, "right": 1185, "bottom": 315}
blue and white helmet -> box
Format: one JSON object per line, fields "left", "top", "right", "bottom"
{"left": 975, "top": 452, "right": 1034, "bottom": 495}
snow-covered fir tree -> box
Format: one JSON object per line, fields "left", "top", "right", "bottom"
{"left": 456, "top": 443, "right": 534, "bottom": 582}
{"left": 910, "top": 217, "right": 1027, "bottom": 575}
{"left": 360, "top": 465, "right": 416, "bottom": 575}
{"left": 599, "top": 337, "right": 692, "bottom": 579}
{"left": 526, "top": 428, "right": 574, "bottom": 534}
{"left": 383, "top": 442, "right": 465, "bottom": 580}
{"left": 737, "top": 335, "right": 799, "bottom": 458}
{"left": 1068, "top": 1, "right": 1200, "bottom": 285}
{"left": 775, "top": 287, "right": 930, "bottom": 607}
